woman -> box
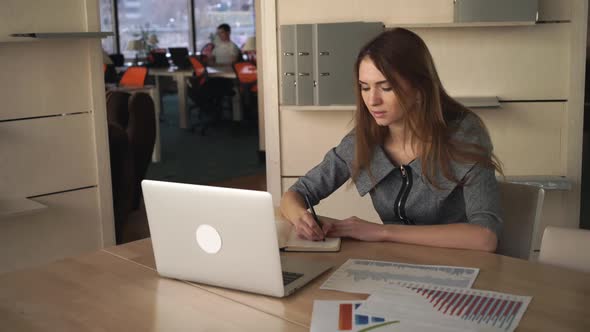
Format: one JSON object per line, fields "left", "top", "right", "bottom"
{"left": 280, "top": 28, "right": 503, "bottom": 252}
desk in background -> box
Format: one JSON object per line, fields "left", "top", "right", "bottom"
{"left": 2, "top": 236, "right": 587, "bottom": 331}
{"left": 206, "top": 65, "right": 243, "bottom": 122}
{"left": 148, "top": 67, "right": 194, "bottom": 129}
{"left": 148, "top": 66, "right": 242, "bottom": 129}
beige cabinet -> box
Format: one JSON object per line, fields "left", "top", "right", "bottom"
{"left": 0, "top": 0, "right": 114, "bottom": 273}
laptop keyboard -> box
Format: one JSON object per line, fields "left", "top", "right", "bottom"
{"left": 282, "top": 271, "right": 304, "bottom": 286}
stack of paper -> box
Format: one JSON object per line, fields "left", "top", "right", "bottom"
{"left": 311, "top": 259, "right": 532, "bottom": 332}
{"left": 320, "top": 259, "right": 480, "bottom": 293}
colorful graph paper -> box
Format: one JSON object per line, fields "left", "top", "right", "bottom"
{"left": 338, "top": 303, "right": 387, "bottom": 331}
{"left": 357, "top": 282, "right": 532, "bottom": 332}
{"left": 321, "top": 259, "right": 479, "bottom": 294}
{"left": 311, "top": 301, "right": 462, "bottom": 332}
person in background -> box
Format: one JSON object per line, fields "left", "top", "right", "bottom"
{"left": 280, "top": 28, "right": 504, "bottom": 252}
{"left": 210, "top": 23, "right": 240, "bottom": 65}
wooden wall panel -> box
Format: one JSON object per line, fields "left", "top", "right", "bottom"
{"left": 0, "top": 0, "right": 86, "bottom": 41}
{"left": 281, "top": 102, "right": 564, "bottom": 177}
{"left": 0, "top": 40, "right": 92, "bottom": 120}
{"left": 0, "top": 113, "right": 97, "bottom": 198}
{"left": 281, "top": 110, "right": 354, "bottom": 176}
{"left": 476, "top": 102, "right": 565, "bottom": 176}
{"left": 413, "top": 24, "right": 569, "bottom": 100}
{"left": 0, "top": 188, "right": 102, "bottom": 273}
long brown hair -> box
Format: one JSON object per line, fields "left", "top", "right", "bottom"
{"left": 352, "top": 28, "right": 502, "bottom": 188}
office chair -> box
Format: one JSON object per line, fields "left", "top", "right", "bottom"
{"left": 109, "top": 53, "right": 125, "bottom": 67}
{"left": 496, "top": 182, "right": 545, "bottom": 260}
{"left": 186, "top": 56, "right": 234, "bottom": 135}
{"left": 233, "top": 61, "right": 258, "bottom": 124}
{"left": 119, "top": 66, "right": 148, "bottom": 87}
{"left": 539, "top": 226, "right": 590, "bottom": 273}
{"left": 106, "top": 91, "right": 156, "bottom": 243}
{"left": 104, "top": 64, "right": 118, "bottom": 84}
{"left": 127, "top": 93, "right": 156, "bottom": 209}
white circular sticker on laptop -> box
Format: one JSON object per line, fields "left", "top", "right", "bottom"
{"left": 195, "top": 224, "right": 222, "bottom": 254}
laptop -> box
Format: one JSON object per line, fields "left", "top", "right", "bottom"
{"left": 141, "top": 180, "right": 333, "bottom": 297}
{"left": 148, "top": 50, "right": 169, "bottom": 68}
{"left": 168, "top": 47, "right": 191, "bottom": 69}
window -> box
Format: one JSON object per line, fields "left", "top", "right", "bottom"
{"left": 98, "top": 0, "right": 256, "bottom": 59}
{"left": 100, "top": 0, "right": 117, "bottom": 54}
{"left": 117, "top": 0, "right": 191, "bottom": 59}
{"left": 193, "top": 0, "right": 255, "bottom": 52}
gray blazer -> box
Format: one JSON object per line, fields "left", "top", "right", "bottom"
{"left": 288, "top": 113, "right": 503, "bottom": 237}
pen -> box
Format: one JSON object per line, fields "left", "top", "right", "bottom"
{"left": 303, "top": 193, "right": 325, "bottom": 241}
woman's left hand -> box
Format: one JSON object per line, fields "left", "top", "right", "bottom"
{"left": 324, "top": 216, "right": 386, "bottom": 242}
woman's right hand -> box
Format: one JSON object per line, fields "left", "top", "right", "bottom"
{"left": 291, "top": 210, "right": 326, "bottom": 241}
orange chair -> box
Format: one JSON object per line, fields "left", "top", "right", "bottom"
{"left": 189, "top": 56, "right": 208, "bottom": 86}
{"left": 232, "top": 61, "right": 257, "bottom": 93}
{"left": 119, "top": 66, "right": 148, "bottom": 87}
{"left": 232, "top": 61, "right": 258, "bottom": 123}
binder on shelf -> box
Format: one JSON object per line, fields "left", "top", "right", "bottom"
{"left": 280, "top": 22, "right": 383, "bottom": 106}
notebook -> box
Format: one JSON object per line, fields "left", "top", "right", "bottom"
{"left": 275, "top": 214, "right": 341, "bottom": 252}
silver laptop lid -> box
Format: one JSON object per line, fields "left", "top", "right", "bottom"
{"left": 141, "top": 180, "right": 285, "bottom": 297}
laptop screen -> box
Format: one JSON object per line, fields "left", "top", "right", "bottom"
{"left": 168, "top": 47, "right": 190, "bottom": 69}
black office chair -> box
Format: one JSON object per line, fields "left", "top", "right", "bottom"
{"left": 186, "top": 56, "right": 235, "bottom": 135}
{"left": 109, "top": 53, "right": 125, "bottom": 67}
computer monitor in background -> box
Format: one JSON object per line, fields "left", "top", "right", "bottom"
{"left": 147, "top": 49, "right": 169, "bottom": 68}
{"left": 168, "top": 47, "right": 191, "bottom": 69}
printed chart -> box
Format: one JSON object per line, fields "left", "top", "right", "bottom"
{"left": 357, "top": 282, "right": 532, "bottom": 332}
{"left": 311, "top": 301, "right": 399, "bottom": 332}
{"left": 321, "top": 259, "right": 479, "bottom": 294}
{"left": 311, "top": 301, "right": 466, "bottom": 332}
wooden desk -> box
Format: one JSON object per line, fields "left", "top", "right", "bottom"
{"left": 0, "top": 250, "right": 306, "bottom": 331}
{"left": 148, "top": 68, "right": 194, "bottom": 129}
{"left": 104, "top": 238, "right": 590, "bottom": 332}
{"left": 149, "top": 66, "right": 243, "bottom": 127}
{"left": 207, "top": 65, "right": 236, "bottom": 79}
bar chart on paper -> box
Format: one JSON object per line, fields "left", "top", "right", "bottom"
{"left": 311, "top": 301, "right": 400, "bottom": 332}
{"left": 320, "top": 259, "right": 479, "bottom": 294}
{"left": 357, "top": 282, "right": 532, "bottom": 332}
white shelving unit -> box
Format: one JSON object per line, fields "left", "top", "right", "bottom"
{"left": 280, "top": 96, "right": 500, "bottom": 111}
{"left": 0, "top": 0, "right": 115, "bottom": 273}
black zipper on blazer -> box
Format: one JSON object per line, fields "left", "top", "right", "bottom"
{"left": 394, "top": 165, "right": 414, "bottom": 225}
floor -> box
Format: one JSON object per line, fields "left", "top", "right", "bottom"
{"left": 119, "top": 171, "right": 267, "bottom": 244}
{"left": 115, "top": 88, "right": 266, "bottom": 244}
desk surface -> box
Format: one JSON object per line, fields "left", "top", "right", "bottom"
{"left": 0, "top": 250, "right": 305, "bottom": 331}
{"left": 207, "top": 65, "right": 236, "bottom": 79}
{"left": 148, "top": 67, "right": 194, "bottom": 76}
{"left": 104, "top": 238, "right": 590, "bottom": 332}
{"left": 1, "top": 238, "right": 588, "bottom": 331}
